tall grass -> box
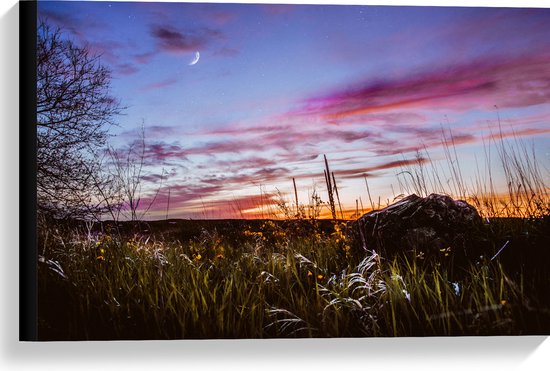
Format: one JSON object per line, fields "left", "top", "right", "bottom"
{"left": 397, "top": 125, "right": 549, "bottom": 219}
{"left": 38, "top": 216, "right": 549, "bottom": 339}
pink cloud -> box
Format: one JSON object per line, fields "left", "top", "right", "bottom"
{"left": 141, "top": 78, "right": 179, "bottom": 92}
{"left": 195, "top": 166, "right": 292, "bottom": 188}
{"left": 139, "top": 182, "right": 281, "bottom": 219}
{"left": 84, "top": 40, "right": 123, "bottom": 65}
{"left": 116, "top": 63, "right": 139, "bottom": 76}
{"left": 141, "top": 168, "right": 178, "bottom": 183}
{"left": 194, "top": 123, "right": 379, "bottom": 151}
{"left": 484, "top": 127, "right": 550, "bottom": 142}
{"left": 143, "top": 142, "right": 187, "bottom": 162}
{"left": 296, "top": 51, "right": 550, "bottom": 121}
{"left": 174, "top": 110, "right": 475, "bottom": 165}
{"left": 178, "top": 193, "right": 280, "bottom": 219}
{"left": 134, "top": 51, "right": 156, "bottom": 64}
{"left": 138, "top": 183, "right": 224, "bottom": 211}
{"left": 211, "top": 156, "right": 279, "bottom": 171}
{"left": 292, "top": 157, "right": 430, "bottom": 181}
{"left": 39, "top": 10, "right": 108, "bottom": 40}
{"left": 186, "top": 139, "right": 265, "bottom": 155}
{"left": 204, "top": 193, "right": 280, "bottom": 218}
{"left": 39, "top": 12, "right": 147, "bottom": 75}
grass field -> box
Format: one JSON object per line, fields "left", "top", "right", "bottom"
{"left": 37, "top": 214, "right": 550, "bottom": 340}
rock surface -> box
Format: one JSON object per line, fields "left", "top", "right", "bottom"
{"left": 350, "top": 193, "right": 483, "bottom": 259}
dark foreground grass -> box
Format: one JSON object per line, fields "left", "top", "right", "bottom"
{"left": 37, "top": 217, "right": 550, "bottom": 340}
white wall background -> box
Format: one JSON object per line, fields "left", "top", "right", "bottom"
{"left": 1, "top": 1, "right": 548, "bottom": 370}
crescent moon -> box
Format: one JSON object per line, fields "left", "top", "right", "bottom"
{"left": 189, "top": 51, "right": 200, "bottom": 66}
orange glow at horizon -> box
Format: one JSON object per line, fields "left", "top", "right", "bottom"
{"left": 179, "top": 190, "right": 550, "bottom": 221}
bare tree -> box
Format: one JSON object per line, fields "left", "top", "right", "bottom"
{"left": 36, "top": 20, "right": 122, "bottom": 219}
{"left": 109, "top": 128, "right": 146, "bottom": 222}
{"left": 108, "top": 125, "right": 165, "bottom": 222}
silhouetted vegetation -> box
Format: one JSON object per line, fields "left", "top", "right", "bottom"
{"left": 37, "top": 20, "right": 122, "bottom": 220}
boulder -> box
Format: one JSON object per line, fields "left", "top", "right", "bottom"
{"left": 349, "top": 194, "right": 483, "bottom": 259}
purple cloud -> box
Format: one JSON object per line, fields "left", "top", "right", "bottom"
{"left": 141, "top": 78, "right": 179, "bottom": 92}
{"left": 150, "top": 25, "right": 222, "bottom": 54}
{"left": 296, "top": 51, "right": 550, "bottom": 121}
{"left": 39, "top": 10, "right": 107, "bottom": 39}
{"left": 39, "top": 12, "right": 122, "bottom": 66}
{"left": 292, "top": 157, "right": 430, "bottom": 181}
{"left": 134, "top": 51, "right": 156, "bottom": 64}
{"left": 143, "top": 142, "right": 187, "bottom": 162}
{"left": 116, "top": 63, "right": 139, "bottom": 76}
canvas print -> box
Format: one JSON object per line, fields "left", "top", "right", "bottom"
{"left": 34, "top": 1, "right": 550, "bottom": 340}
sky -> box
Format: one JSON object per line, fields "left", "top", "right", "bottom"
{"left": 38, "top": 0, "right": 550, "bottom": 219}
